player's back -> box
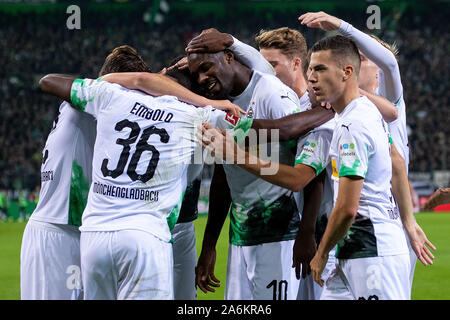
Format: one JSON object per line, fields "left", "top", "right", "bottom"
{"left": 31, "top": 102, "right": 96, "bottom": 226}
{"left": 70, "top": 79, "right": 208, "bottom": 242}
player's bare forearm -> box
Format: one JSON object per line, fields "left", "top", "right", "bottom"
{"left": 391, "top": 143, "right": 415, "bottom": 228}
{"left": 201, "top": 164, "right": 231, "bottom": 250}
{"left": 316, "top": 177, "right": 363, "bottom": 257}
{"left": 237, "top": 152, "right": 316, "bottom": 192}
{"left": 360, "top": 88, "right": 398, "bottom": 123}
{"left": 251, "top": 107, "right": 334, "bottom": 141}
{"left": 299, "top": 171, "right": 325, "bottom": 235}
{"left": 39, "top": 74, "right": 77, "bottom": 102}
{"left": 102, "top": 72, "right": 211, "bottom": 106}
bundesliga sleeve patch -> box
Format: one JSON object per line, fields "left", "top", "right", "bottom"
{"left": 338, "top": 138, "right": 368, "bottom": 178}
{"left": 225, "top": 112, "right": 239, "bottom": 126}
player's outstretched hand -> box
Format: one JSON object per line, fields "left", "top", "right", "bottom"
{"left": 208, "top": 100, "right": 246, "bottom": 118}
{"left": 423, "top": 187, "right": 450, "bottom": 211}
{"left": 310, "top": 251, "right": 329, "bottom": 287}
{"left": 298, "top": 11, "right": 341, "bottom": 31}
{"left": 407, "top": 222, "right": 436, "bottom": 266}
{"left": 186, "top": 28, "right": 234, "bottom": 54}
{"left": 292, "top": 231, "right": 317, "bottom": 280}
{"left": 195, "top": 248, "right": 220, "bottom": 294}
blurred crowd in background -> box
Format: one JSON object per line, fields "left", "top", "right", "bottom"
{"left": 0, "top": 1, "right": 448, "bottom": 215}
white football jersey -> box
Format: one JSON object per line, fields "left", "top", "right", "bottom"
{"left": 70, "top": 78, "right": 242, "bottom": 242}
{"left": 224, "top": 70, "right": 303, "bottom": 246}
{"left": 329, "top": 96, "right": 408, "bottom": 258}
{"left": 30, "top": 102, "right": 96, "bottom": 226}
{"left": 294, "top": 118, "right": 336, "bottom": 229}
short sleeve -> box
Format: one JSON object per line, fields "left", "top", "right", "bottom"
{"left": 70, "top": 78, "right": 114, "bottom": 117}
{"left": 295, "top": 130, "right": 331, "bottom": 176}
{"left": 263, "top": 89, "right": 301, "bottom": 120}
{"left": 336, "top": 123, "right": 371, "bottom": 178}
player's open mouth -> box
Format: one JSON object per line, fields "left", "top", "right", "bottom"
{"left": 207, "top": 80, "right": 217, "bottom": 92}
{"left": 312, "top": 87, "right": 321, "bottom": 95}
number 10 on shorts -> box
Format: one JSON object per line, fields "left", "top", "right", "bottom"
{"left": 267, "top": 279, "right": 288, "bottom": 300}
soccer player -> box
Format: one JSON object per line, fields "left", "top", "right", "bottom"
{"left": 187, "top": 44, "right": 309, "bottom": 299}
{"left": 298, "top": 10, "right": 429, "bottom": 292}
{"left": 19, "top": 45, "right": 150, "bottom": 300}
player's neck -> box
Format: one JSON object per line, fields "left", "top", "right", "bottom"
{"left": 292, "top": 74, "right": 308, "bottom": 98}
{"left": 333, "top": 83, "right": 360, "bottom": 114}
{"left": 230, "top": 64, "right": 253, "bottom": 97}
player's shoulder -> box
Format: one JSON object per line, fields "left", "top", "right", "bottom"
{"left": 253, "top": 71, "right": 300, "bottom": 105}
{"left": 339, "top": 96, "right": 380, "bottom": 127}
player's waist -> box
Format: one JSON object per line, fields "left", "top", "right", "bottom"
{"left": 80, "top": 213, "right": 172, "bottom": 242}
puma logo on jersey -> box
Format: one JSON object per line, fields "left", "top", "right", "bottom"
{"left": 341, "top": 123, "right": 352, "bottom": 131}
{"left": 42, "top": 149, "right": 49, "bottom": 164}
{"left": 280, "top": 94, "right": 297, "bottom": 104}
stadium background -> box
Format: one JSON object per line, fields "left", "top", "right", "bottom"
{"left": 0, "top": 0, "right": 449, "bottom": 300}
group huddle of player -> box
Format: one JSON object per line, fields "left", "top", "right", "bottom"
{"left": 20, "top": 11, "right": 436, "bottom": 300}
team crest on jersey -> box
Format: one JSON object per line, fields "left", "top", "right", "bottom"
{"left": 225, "top": 113, "right": 239, "bottom": 126}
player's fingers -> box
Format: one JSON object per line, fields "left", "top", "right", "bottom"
{"left": 210, "top": 274, "right": 221, "bottom": 284}
{"left": 426, "top": 239, "right": 437, "bottom": 251}
{"left": 302, "top": 261, "right": 310, "bottom": 279}
{"left": 420, "top": 250, "right": 433, "bottom": 266}
{"left": 423, "top": 245, "right": 435, "bottom": 260}
{"left": 300, "top": 13, "right": 319, "bottom": 25}
{"left": 298, "top": 13, "right": 314, "bottom": 24}
{"left": 292, "top": 260, "right": 300, "bottom": 280}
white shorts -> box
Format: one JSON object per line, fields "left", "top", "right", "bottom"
{"left": 297, "top": 248, "right": 337, "bottom": 300}
{"left": 20, "top": 219, "right": 82, "bottom": 300}
{"left": 320, "top": 254, "right": 411, "bottom": 300}
{"left": 225, "top": 240, "right": 300, "bottom": 300}
{"left": 80, "top": 229, "right": 173, "bottom": 300}
{"left": 172, "top": 221, "right": 197, "bottom": 300}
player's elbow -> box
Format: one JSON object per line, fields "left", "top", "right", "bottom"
{"left": 133, "top": 72, "right": 151, "bottom": 89}
{"left": 39, "top": 74, "right": 53, "bottom": 93}
{"left": 384, "top": 107, "right": 398, "bottom": 123}
{"left": 336, "top": 203, "right": 358, "bottom": 220}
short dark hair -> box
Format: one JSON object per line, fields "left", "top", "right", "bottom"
{"left": 311, "top": 35, "right": 361, "bottom": 75}
{"left": 165, "top": 55, "right": 203, "bottom": 94}
{"left": 98, "top": 45, "right": 150, "bottom": 76}
{"left": 165, "top": 67, "right": 194, "bottom": 91}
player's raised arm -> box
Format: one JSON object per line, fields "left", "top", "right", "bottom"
{"left": 186, "top": 28, "right": 275, "bottom": 75}
{"left": 101, "top": 72, "right": 245, "bottom": 118}
{"left": 299, "top": 11, "right": 402, "bottom": 103}
{"left": 39, "top": 74, "right": 77, "bottom": 102}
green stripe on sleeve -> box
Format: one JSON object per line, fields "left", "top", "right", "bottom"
{"left": 70, "top": 78, "right": 94, "bottom": 111}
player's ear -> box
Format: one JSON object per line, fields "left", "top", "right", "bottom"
{"left": 343, "top": 65, "right": 354, "bottom": 81}
{"left": 223, "top": 49, "right": 235, "bottom": 64}
{"left": 293, "top": 57, "right": 302, "bottom": 71}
